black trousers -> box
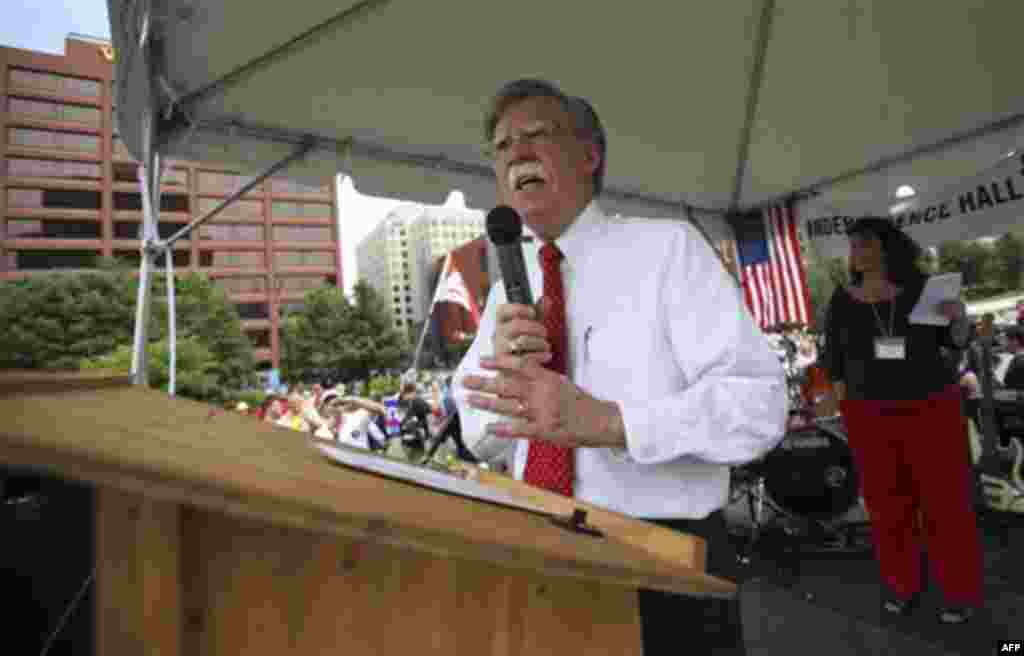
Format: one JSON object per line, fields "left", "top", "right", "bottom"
{"left": 637, "top": 511, "right": 746, "bottom": 656}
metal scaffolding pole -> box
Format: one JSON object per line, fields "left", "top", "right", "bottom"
{"left": 130, "top": 108, "right": 163, "bottom": 387}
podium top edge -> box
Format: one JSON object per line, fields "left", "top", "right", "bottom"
{"left": 0, "top": 370, "right": 134, "bottom": 396}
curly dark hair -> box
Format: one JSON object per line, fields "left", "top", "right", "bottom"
{"left": 846, "top": 216, "right": 926, "bottom": 287}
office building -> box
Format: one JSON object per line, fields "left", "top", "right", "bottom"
{"left": 356, "top": 203, "right": 485, "bottom": 337}
{"left": 0, "top": 35, "right": 342, "bottom": 372}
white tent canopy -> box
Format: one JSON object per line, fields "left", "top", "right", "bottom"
{"left": 109, "top": 0, "right": 1024, "bottom": 244}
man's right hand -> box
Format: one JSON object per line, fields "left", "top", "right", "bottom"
{"left": 493, "top": 303, "right": 552, "bottom": 366}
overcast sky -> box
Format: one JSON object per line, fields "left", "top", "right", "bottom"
{"left": 0, "top": 0, "right": 476, "bottom": 297}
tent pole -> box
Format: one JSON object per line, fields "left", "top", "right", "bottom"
{"left": 727, "top": 0, "right": 777, "bottom": 212}
{"left": 130, "top": 109, "right": 163, "bottom": 386}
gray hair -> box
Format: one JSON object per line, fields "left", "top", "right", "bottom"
{"left": 484, "top": 78, "right": 607, "bottom": 195}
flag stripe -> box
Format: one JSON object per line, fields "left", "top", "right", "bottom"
{"left": 739, "top": 203, "right": 812, "bottom": 330}
{"left": 770, "top": 206, "right": 798, "bottom": 321}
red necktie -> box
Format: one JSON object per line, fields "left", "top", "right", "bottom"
{"left": 523, "top": 243, "right": 574, "bottom": 497}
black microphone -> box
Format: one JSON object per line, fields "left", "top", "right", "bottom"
{"left": 486, "top": 205, "right": 534, "bottom": 306}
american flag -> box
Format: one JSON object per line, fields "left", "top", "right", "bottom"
{"left": 735, "top": 203, "right": 812, "bottom": 330}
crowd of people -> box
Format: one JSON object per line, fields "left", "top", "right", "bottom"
{"left": 232, "top": 372, "right": 459, "bottom": 459}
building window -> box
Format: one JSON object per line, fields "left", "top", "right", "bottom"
{"left": 198, "top": 251, "right": 265, "bottom": 268}
{"left": 274, "top": 251, "right": 334, "bottom": 267}
{"left": 235, "top": 303, "right": 270, "bottom": 320}
{"left": 278, "top": 276, "right": 325, "bottom": 292}
{"left": 112, "top": 191, "right": 189, "bottom": 213}
{"left": 196, "top": 197, "right": 263, "bottom": 220}
{"left": 8, "top": 97, "right": 102, "bottom": 126}
{"left": 215, "top": 276, "right": 268, "bottom": 294}
{"left": 269, "top": 178, "right": 328, "bottom": 195}
{"left": 4, "top": 157, "right": 101, "bottom": 180}
{"left": 270, "top": 201, "right": 331, "bottom": 218}
{"left": 113, "top": 221, "right": 188, "bottom": 241}
{"left": 199, "top": 171, "right": 261, "bottom": 195}
{"left": 7, "top": 249, "right": 99, "bottom": 270}
{"left": 271, "top": 225, "right": 332, "bottom": 242}
{"left": 199, "top": 224, "right": 264, "bottom": 241}
{"left": 7, "top": 188, "right": 101, "bottom": 210}
{"left": 5, "top": 219, "right": 101, "bottom": 239}
{"left": 247, "top": 330, "right": 272, "bottom": 348}
{"left": 9, "top": 127, "right": 100, "bottom": 153}
{"left": 110, "top": 162, "right": 188, "bottom": 187}
{"left": 8, "top": 68, "right": 101, "bottom": 97}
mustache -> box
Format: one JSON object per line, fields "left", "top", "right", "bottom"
{"left": 507, "top": 157, "right": 542, "bottom": 168}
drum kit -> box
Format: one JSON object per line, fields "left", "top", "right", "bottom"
{"left": 726, "top": 330, "right": 872, "bottom": 563}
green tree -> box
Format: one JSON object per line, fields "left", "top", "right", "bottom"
{"left": 803, "top": 246, "right": 847, "bottom": 330}
{"left": 993, "top": 232, "right": 1024, "bottom": 291}
{"left": 367, "top": 373, "right": 401, "bottom": 399}
{"left": 151, "top": 272, "right": 257, "bottom": 389}
{"left": 279, "top": 280, "right": 407, "bottom": 383}
{"left": 0, "top": 259, "right": 257, "bottom": 398}
{"left": 81, "top": 336, "right": 220, "bottom": 399}
{"left": 0, "top": 267, "right": 138, "bottom": 369}
{"left": 937, "top": 240, "right": 996, "bottom": 285}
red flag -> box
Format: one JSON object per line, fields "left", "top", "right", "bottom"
{"left": 433, "top": 254, "right": 480, "bottom": 326}
{"left": 736, "top": 203, "right": 812, "bottom": 330}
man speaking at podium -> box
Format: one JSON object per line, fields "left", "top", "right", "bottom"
{"left": 454, "top": 79, "right": 787, "bottom": 655}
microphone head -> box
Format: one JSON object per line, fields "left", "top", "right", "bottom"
{"left": 486, "top": 205, "right": 522, "bottom": 245}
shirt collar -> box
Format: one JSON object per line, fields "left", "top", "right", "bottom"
{"left": 534, "top": 200, "right": 607, "bottom": 267}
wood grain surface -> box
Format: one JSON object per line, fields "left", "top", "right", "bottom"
{"left": 0, "top": 371, "right": 734, "bottom": 599}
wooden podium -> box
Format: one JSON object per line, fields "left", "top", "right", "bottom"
{"left": 1, "top": 372, "right": 734, "bottom": 655}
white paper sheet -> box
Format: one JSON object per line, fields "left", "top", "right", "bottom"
{"left": 908, "top": 273, "right": 962, "bottom": 326}
{"left": 314, "top": 442, "right": 546, "bottom": 514}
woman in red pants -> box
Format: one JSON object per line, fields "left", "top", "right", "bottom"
{"left": 822, "top": 217, "right": 982, "bottom": 624}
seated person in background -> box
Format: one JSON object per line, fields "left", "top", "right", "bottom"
{"left": 1001, "top": 326, "right": 1024, "bottom": 390}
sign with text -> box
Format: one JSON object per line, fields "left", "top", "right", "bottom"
{"left": 802, "top": 152, "right": 1024, "bottom": 259}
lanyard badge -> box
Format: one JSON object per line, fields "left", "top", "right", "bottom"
{"left": 871, "top": 298, "right": 905, "bottom": 360}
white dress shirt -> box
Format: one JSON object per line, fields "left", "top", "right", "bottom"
{"left": 454, "top": 201, "right": 787, "bottom": 519}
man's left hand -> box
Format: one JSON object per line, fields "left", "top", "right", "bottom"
{"left": 461, "top": 354, "right": 626, "bottom": 448}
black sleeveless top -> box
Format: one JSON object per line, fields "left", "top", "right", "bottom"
{"left": 822, "top": 276, "right": 957, "bottom": 401}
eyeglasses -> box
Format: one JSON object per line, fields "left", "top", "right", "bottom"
{"left": 484, "top": 122, "right": 572, "bottom": 159}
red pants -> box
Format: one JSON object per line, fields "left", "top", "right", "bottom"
{"left": 840, "top": 385, "right": 983, "bottom": 606}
